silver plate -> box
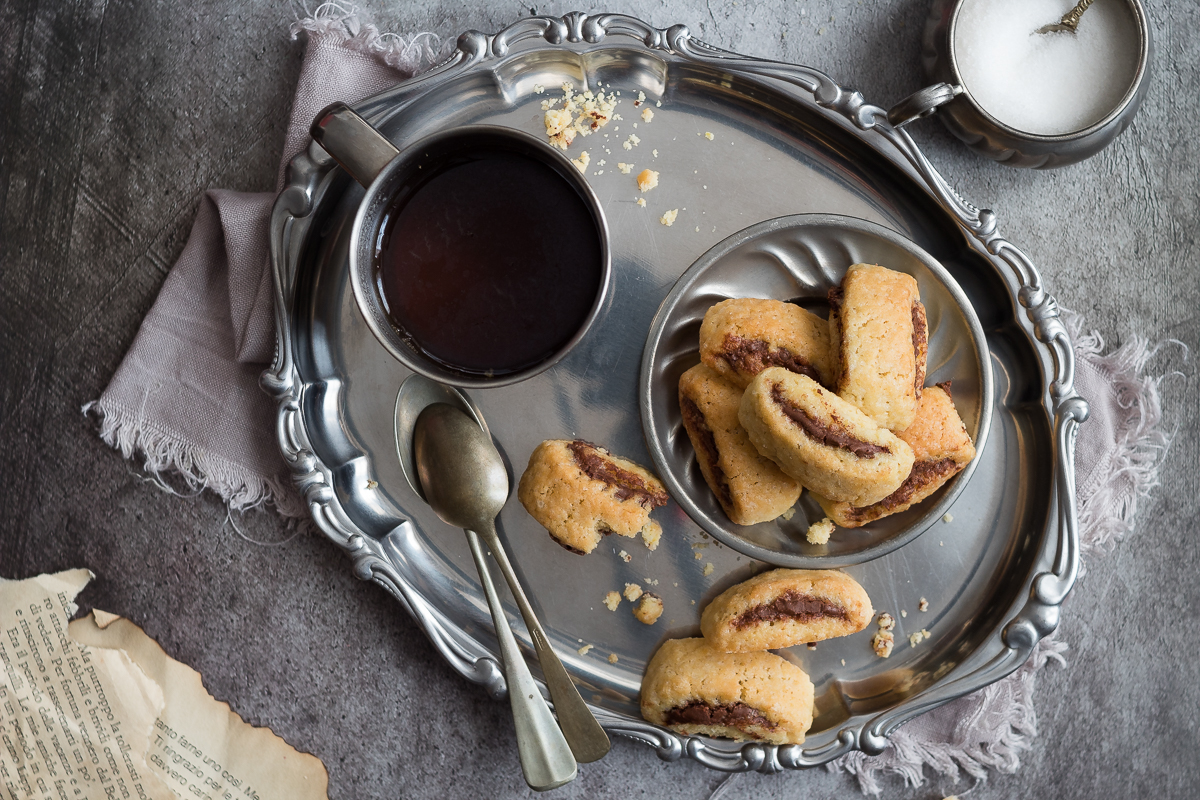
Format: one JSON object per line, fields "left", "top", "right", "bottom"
{"left": 265, "top": 13, "right": 1085, "bottom": 772}
{"left": 640, "top": 214, "right": 994, "bottom": 567}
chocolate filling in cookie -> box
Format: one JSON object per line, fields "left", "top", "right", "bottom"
{"left": 828, "top": 286, "right": 847, "bottom": 391}
{"left": 679, "top": 396, "right": 734, "bottom": 509}
{"left": 911, "top": 302, "right": 927, "bottom": 396}
{"left": 732, "top": 590, "right": 849, "bottom": 629}
{"left": 664, "top": 701, "right": 776, "bottom": 733}
{"left": 769, "top": 384, "right": 889, "bottom": 458}
{"left": 841, "top": 457, "right": 959, "bottom": 523}
{"left": 718, "top": 334, "right": 822, "bottom": 383}
{"left": 568, "top": 441, "right": 670, "bottom": 509}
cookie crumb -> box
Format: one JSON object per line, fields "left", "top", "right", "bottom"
{"left": 577, "top": 643, "right": 593, "bottom": 655}
{"left": 618, "top": 549, "right": 632, "bottom": 563}
{"left": 641, "top": 107, "right": 654, "bottom": 123}
{"left": 703, "top": 562, "right": 715, "bottom": 577}
{"left": 636, "top": 197, "right": 647, "bottom": 207}
{"left": 623, "top": 583, "right": 644, "bottom": 602}
{"left": 900, "top": 609, "right": 908, "bottom": 618}
{"left": 660, "top": 208, "right": 679, "bottom": 226}
{"left": 656, "top": 100, "right": 662, "bottom": 107}
{"left": 806, "top": 517, "right": 835, "bottom": 545}
{"left": 908, "top": 629, "right": 931, "bottom": 648}
{"left": 652, "top": 148, "right": 658, "bottom": 157}
{"left": 617, "top": 162, "right": 634, "bottom": 174}
{"left": 641, "top": 523, "right": 661, "bottom": 550}
{"left": 571, "top": 150, "right": 590, "bottom": 173}
{"left": 704, "top": 131, "right": 714, "bottom": 140}
{"left": 841, "top": 658, "right": 846, "bottom": 666}
{"left": 608, "top": 653, "right": 619, "bottom": 664}
{"left": 694, "top": 552, "right": 703, "bottom": 560}
{"left": 632, "top": 593, "right": 663, "bottom": 625}
{"left": 872, "top": 630, "right": 894, "bottom": 658}
{"left": 806, "top": 642, "right": 817, "bottom": 651}
{"left": 603, "top": 591, "right": 621, "bottom": 611}
{"left": 645, "top": 578, "right": 659, "bottom": 586}
{"left": 877, "top": 612, "right": 895, "bottom": 630}
{"left": 534, "top": 84, "right": 545, "bottom": 94}
{"left": 636, "top": 169, "right": 659, "bottom": 192}
{"left": 780, "top": 507, "right": 796, "bottom": 521}
{"left": 942, "top": 513, "right": 954, "bottom": 523}
{"left": 918, "top": 597, "right": 929, "bottom": 612}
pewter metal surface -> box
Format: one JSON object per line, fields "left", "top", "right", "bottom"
{"left": 639, "top": 214, "right": 993, "bottom": 567}
{"left": 4, "top": 0, "right": 1197, "bottom": 797}
{"left": 917, "top": 0, "right": 1153, "bottom": 167}
{"left": 266, "top": 13, "right": 1083, "bottom": 770}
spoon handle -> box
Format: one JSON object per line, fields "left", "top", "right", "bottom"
{"left": 465, "top": 529, "right": 577, "bottom": 790}
{"left": 474, "top": 521, "right": 612, "bottom": 763}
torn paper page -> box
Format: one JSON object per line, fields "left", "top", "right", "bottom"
{"left": 0, "top": 569, "right": 174, "bottom": 799}
{"left": 1, "top": 571, "right": 329, "bottom": 800}
{"left": 70, "top": 610, "right": 328, "bottom": 800}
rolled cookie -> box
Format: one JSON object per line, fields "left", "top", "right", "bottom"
{"left": 640, "top": 638, "right": 814, "bottom": 744}
{"left": 738, "top": 368, "right": 915, "bottom": 507}
{"left": 699, "top": 298, "right": 834, "bottom": 389}
{"left": 517, "top": 440, "right": 669, "bottom": 554}
{"left": 828, "top": 264, "right": 927, "bottom": 432}
{"left": 700, "top": 569, "right": 874, "bottom": 652}
{"left": 815, "top": 383, "right": 976, "bottom": 527}
{"left": 678, "top": 364, "right": 801, "bottom": 525}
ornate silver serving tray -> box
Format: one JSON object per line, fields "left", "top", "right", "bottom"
{"left": 265, "top": 13, "right": 1085, "bottom": 772}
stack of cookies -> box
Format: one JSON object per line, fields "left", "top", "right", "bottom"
{"left": 640, "top": 568, "right": 873, "bottom": 743}
{"left": 678, "top": 263, "right": 976, "bottom": 533}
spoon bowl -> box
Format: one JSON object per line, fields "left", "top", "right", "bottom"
{"left": 413, "top": 404, "right": 508, "bottom": 530}
{"left": 394, "top": 373, "right": 490, "bottom": 501}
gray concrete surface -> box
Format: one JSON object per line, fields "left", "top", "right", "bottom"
{"left": 1, "top": 0, "right": 1196, "bottom": 797}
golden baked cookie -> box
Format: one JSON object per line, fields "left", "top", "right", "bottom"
{"left": 678, "top": 364, "right": 801, "bottom": 525}
{"left": 517, "top": 440, "right": 669, "bottom": 554}
{"left": 640, "top": 638, "right": 814, "bottom": 744}
{"left": 738, "top": 368, "right": 915, "bottom": 507}
{"left": 699, "top": 298, "right": 834, "bottom": 389}
{"left": 828, "top": 264, "right": 927, "bottom": 432}
{"left": 815, "top": 383, "right": 976, "bottom": 527}
{"left": 700, "top": 568, "right": 874, "bottom": 652}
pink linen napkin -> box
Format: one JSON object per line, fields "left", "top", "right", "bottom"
{"left": 87, "top": 9, "right": 1171, "bottom": 793}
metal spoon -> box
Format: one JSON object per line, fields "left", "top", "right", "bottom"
{"left": 1036, "top": 0, "right": 1097, "bottom": 34}
{"left": 397, "top": 379, "right": 611, "bottom": 763}
{"left": 412, "top": 404, "right": 611, "bottom": 771}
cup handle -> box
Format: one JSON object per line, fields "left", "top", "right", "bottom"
{"left": 886, "top": 83, "right": 963, "bottom": 128}
{"left": 310, "top": 102, "right": 401, "bottom": 188}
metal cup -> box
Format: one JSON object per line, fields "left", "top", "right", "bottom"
{"left": 887, "top": 0, "right": 1152, "bottom": 168}
{"left": 310, "top": 103, "right": 612, "bottom": 386}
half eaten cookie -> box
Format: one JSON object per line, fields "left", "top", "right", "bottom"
{"left": 517, "top": 439, "right": 669, "bottom": 554}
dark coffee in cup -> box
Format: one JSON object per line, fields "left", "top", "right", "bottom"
{"left": 374, "top": 147, "right": 603, "bottom": 381}
{"left": 311, "top": 105, "right": 611, "bottom": 388}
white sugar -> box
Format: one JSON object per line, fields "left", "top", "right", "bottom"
{"left": 954, "top": 0, "right": 1139, "bottom": 135}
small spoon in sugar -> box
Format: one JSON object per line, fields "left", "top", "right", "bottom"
{"left": 1036, "top": 0, "right": 1097, "bottom": 34}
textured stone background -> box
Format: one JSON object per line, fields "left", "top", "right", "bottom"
{"left": 1, "top": 0, "right": 1196, "bottom": 797}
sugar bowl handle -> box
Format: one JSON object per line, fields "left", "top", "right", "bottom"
{"left": 887, "top": 83, "right": 964, "bottom": 128}
{"left": 310, "top": 102, "right": 400, "bottom": 187}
